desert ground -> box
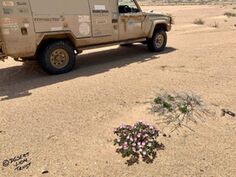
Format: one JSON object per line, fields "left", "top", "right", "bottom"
{"left": 1, "top": 4, "right": 236, "bottom": 177}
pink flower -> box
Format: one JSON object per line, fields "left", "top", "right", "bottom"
{"left": 123, "top": 145, "right": 128, "bottom": 150}
{"left": 120, "top": 123, "right": 126, "bottom": 128}
{"left": 142, "top": 142, "right": 146, "bottom": 146}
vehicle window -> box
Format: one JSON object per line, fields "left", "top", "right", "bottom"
{"left": 118, "top": 0, "right": 140, "bottom": 14}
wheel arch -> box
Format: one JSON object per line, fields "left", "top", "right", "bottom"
{"left": 148, "top": 21, "right": 169, "bottom": 38}
{"left": 36, "top": 32, "right": 77, "bottom": 56}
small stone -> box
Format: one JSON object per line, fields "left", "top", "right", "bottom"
{"left": 221, "top": 109, "right": 235, "bottom": 117}
{"left": 0, "top": 130, "right": 5, "bottom": 134}
{"left": 200, "top": 169, "right": 204, "bottom": 172}
{"left": 42, "top": 170, "right": 49, "bottom": 174}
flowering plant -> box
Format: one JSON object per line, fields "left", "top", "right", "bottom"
{"left": 113, "top": 121, "right": 164, "bottom": 165}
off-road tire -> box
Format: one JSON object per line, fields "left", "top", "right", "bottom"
{"left": 39, "top": 41, "right": 76, "bottom": 74}
{"left": 147, "top": 30, "right": 167, "bottom": 52}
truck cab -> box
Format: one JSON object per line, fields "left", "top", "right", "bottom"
{"left": 0, "top": 0, "right": 172, "bottom": 74}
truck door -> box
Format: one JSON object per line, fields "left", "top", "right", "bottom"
{"left": 118, "top": 0, "right": 146, "bottom": 40}
{"left": 88, "top": 0, "right": 113, "bottom": 37}
{"left": 0, "top": 0, "right": 36, "bottom": 57}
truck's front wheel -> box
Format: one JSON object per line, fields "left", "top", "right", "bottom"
{"left": 40, "top": 41, "right": 76, "bottom": 74}
{"left": 147, "top": 30, "right": 167, "bottom": 52}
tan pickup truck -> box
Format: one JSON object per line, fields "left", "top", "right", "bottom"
{"left": 0, "top": 0, "right": 172, "bottom": 74}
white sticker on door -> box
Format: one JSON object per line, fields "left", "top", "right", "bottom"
{"left": 94, "top": 5, "right": 106, "bottom": 10}
{"left": 79, "top": 23, "right": 90, "bottom": 36}
{"left": 78, "top": 15, "right": 90, "bottom": 23}
{"left": 2, "top": 1, "right": 14, "bottom": 6}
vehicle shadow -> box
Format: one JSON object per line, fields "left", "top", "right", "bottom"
{"left": 0, "top": 45, "right": 176, "bottom": 101}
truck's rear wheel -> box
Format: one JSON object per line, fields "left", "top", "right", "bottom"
{"left": 39, "top": 41, "right": 76, "bottom": 74}
{"left": 147, "top": 30, "right": 167, "bottom": 52}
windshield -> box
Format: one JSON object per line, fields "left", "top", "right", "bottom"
{"left": 119, "top": 0, "right": 137, "bottom": 8}
{"left": 118, "top": 0, "right": 140, "bottom": 13}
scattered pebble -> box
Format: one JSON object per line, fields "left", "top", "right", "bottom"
{"left": 42, "top": 170, "right": 49, "bottom": 174}
{"left": 0, "top": 130, "right": 5, "bottom": 134}
{"left": 163, "top": 134, "right": 171, "bottom": 138}
{"left": 221, "top": 109, "right": 235, "bottom": 117}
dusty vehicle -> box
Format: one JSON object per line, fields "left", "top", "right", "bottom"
{"left": 0, "top": 0, "right": 172, "bottom": 74}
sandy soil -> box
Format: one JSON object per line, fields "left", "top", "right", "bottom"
{"left": 1, "top": 5, "right": 236, "bottom": 177}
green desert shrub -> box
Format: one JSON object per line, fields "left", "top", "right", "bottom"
{"left": 151, "top": 92, "right": 211, "bottom": 132}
